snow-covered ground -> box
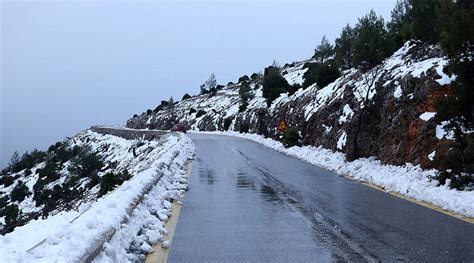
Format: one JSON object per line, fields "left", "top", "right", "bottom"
{"left": 193, "top": 131, "right": 474, "bottom": 218}
{"left": 136, "top": 41, "right": 455, "bottom": 144}
{"left": 0, "top": 132, "right": 195, "bottom": 262}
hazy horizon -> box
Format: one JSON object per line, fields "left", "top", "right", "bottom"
{"left": 1, "top": 0, "right": 395, "bottom": 168}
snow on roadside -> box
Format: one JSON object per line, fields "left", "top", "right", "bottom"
{"left": 0, "top": 133, "right": 195, "bottom": 262}
{"left": 93, "top": 135, "right": 194, "bottom": 262}
{"left": 193, "top": 131, "right": 474, "bottom": 218}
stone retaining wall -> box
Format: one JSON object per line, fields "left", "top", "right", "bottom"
{"left": 90, "top": 126, "right": 169, "bottom": 141}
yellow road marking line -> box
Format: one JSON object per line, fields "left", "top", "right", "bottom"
{"left": 146, "top": 159, "right": 194, "bottom": 263}
{"left": 146, "top": 201, "right": 183, "bottom": 263}
{"left": 344, "top": 176, "right": 474, "bottom": 224}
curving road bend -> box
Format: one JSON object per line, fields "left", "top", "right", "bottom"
{"left": 167, "top": 134, "right": 474, "bottom": 262}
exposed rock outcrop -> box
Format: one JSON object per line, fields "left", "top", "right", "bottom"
{"left": 126, "top": 41, "right": 458, "bottom": 170}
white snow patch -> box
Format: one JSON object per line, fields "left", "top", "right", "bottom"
{"left": 338, "top": 104, "right": 354, "bottom": 124}
{"left": 393, "top": 86, "right": 403, "bottom": 98}
{"left": 434, "top": 60, "right": 456, "bottom": 85}
{"left": 303, "top": 72, "right": 349, "bottom": 121}
{"left": 436, "top": 121, "right": 455, "bottom": 140}
{"left": 140, "top": 242, "right": 153, "bottom": 254}
{"left": 337, "top": 132, "right": 347, "bottom": 150}
{"left": 322, "top": 124, "right": 332, "bottom": 134}
{"left": 419, "top": 112, "right": 436, "bottom": 121}
{"left": 282, "top": 64, "right": 308, "bottom": 85}
{"left": 383, "top": 43, "right": 453, "bottom": 88}
{"left": 428, "top": 151, "right": 436, "bottom": 161}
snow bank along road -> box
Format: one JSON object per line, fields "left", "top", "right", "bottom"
{"left": 168, "top": 134, "right": 474, "bottom": 262}
{"left": 0, "top": 127, "right": 195, "bottom": 262}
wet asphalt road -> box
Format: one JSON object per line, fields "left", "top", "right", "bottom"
{"left": 168, "top": 134, "right": 474, "bottom": 262}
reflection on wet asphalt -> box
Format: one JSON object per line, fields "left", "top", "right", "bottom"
{"left": 168, "top": 135, "right": 342, "bottom": 262}
{"left": 168, "top": 134, "right": 474, "bottom": 262}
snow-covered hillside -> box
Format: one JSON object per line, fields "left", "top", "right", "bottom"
{"left": 127, "top": 40, "right": 456, "bottom": 170}
{"left": 127, "top": 59, "right": 309, "bottom": 132}
{"left": 0, "top": 129, "right": 195, "bottom": 262}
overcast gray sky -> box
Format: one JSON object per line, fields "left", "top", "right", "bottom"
{"left": 1, "top": 0, "right": 395, "bottom": 168}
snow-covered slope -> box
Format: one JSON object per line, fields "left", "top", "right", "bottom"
{"left": 0, "top": 129, "right": 195, "bottom": 262}
{"left": 127, "top": 40, "right": 456, "bottom": 170}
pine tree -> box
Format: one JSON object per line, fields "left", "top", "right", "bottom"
{"left": 9, "top": 151, "right": 19, "bottom": 167}
{"left": 182, "top": 93, "right": 192, "bottom": 100}
{"left": 271, "top": 60, "right": 280, "bottom": 68}
{"left": 302, "top": 63, "right": 321, "bottom": 88}
{"left": 353, "top": 10, "right": 388, "bottom": 69}
{"left": 334, "top": 25, "right": 355, "bottom": 70}
{"left": 387, "top": 0, "right": 411, "bottom": 33}
{"left": 434, "top": 0, "right": 474, "bottom": 183}
{"left": 205, "top": 73, "right": 217, "bottom": 90}
{"left": 4, "top": 204, "right": 19, "bottom": 227}
{"left": 313, "top": 35, "right": 334, "bottom": 63}
{"left": 436, "top": 0, "right": 474, "bottom": 61}
{"left": 11, "top": 181, "right": 31, "bottom": 202}
{"left": 316, "top": 62, "right": 340, "bottom": 88}
{"left": 435, "top": 0, "right": 474, "bottom": 131}
{"left": 239, "top": 81, "right": 252, "bottom": 113}
{"left": 239, "top": 82, "right": 252, "bottom": 101}
{"left": 200, "top": 73, "right": 217, "bottom": 95}
{"left": 200, "top": 84, "right": 208, "bottom": 95}
{"left": 262, "top": 66, "right": 290, "bottom": 106}
{"left": 386, "top": 0, "right": 413, "bottom": 51}
{"left": 409, "top": 0, "right": 439, "bottom": 43}
{"left": 67, "top": 146, "right": 103, "bottom": 180}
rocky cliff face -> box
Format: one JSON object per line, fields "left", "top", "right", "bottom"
{"left": 126, "top": 41, "right": 457, "bottom": 170}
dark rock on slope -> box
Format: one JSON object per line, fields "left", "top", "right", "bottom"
{"left": 127, "top": 41, "right": 459, "bottom": 170}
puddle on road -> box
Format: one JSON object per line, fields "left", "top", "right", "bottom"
{"left": 187, "top": 139, "right": 376, "bottom": 262}
{"left": 198, "top": 167, "right": 216, "bottom": 185}
{"left": 231, "top": 167, "right": 371, "bottom": 262}
{"left": 235, "top": 171, "right": 283, "bottom": 204}
{"left": 260, "top": 185, "right": 280, "bottom": 202}
{"left": 236, "top": 173, "right": 256, "bottom": 189}
{"left": 236, "top": 173, "right": 280, "bottom": 202}
{"left": 191, "top": 157, "right": 367, "bottom": 262}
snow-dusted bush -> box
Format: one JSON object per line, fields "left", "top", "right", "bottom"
{"left": 0, "top": 175, "right": 14, "bottom": 187}
{"left": 68, "top": 145, "right": 104, "bottom": 179}
{"left": 239, "top": 123, "right": 250, "bottom": 133}
{"left": 10, "top": 182, "right": 30, "bottom": 202}
{"left": 262, "top": 66, "right": 290, "bottom": 106}
{"left": 196, "top": 109, "right": 206, "bottom": 118}
{"left": 281, "top": 128, "right": 301, "bottom": 148}
{"left": 98, "top": 171, "right": 132, "bottom": 197}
